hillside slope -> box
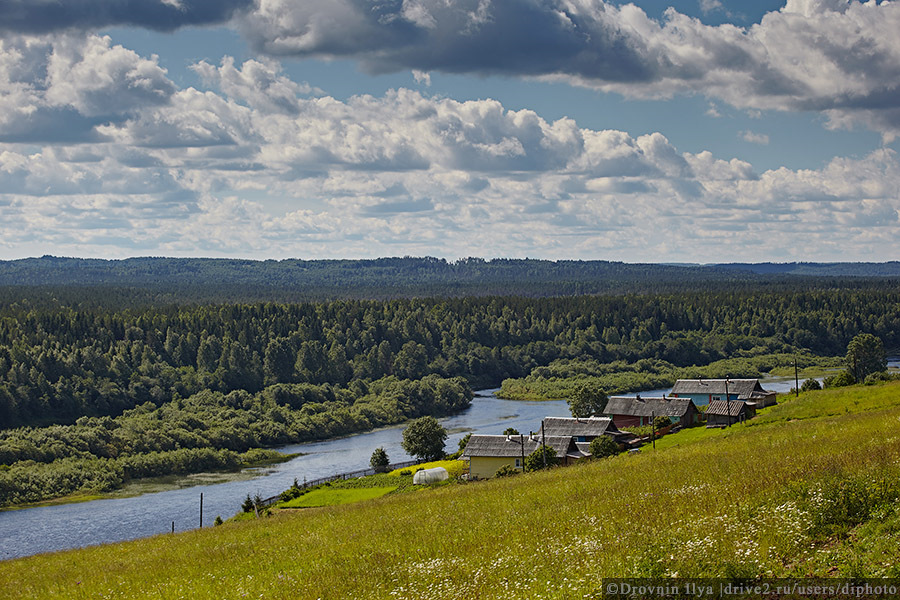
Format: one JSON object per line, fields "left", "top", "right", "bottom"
{"left": 3, "top": 382, "right": 900, "bottom": 599}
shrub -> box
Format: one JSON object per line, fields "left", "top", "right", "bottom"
{"left": 800, "top": 378, "right": 822, "bottom": 392}
{"left": 824, "top": 371, "right": 856, "bottom": 388}
{"left": 524, "top": 445, "right": 558, "bottom": 471}
{"left": 589, "top": 435, "right": 620, "bottom": 459}
{"left": 494, "top": 464, "right": 519, "bottom": 478}
{"left": 652, "top": 416, "right": 672, "bottom": 430}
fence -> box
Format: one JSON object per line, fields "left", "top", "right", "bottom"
{"left": 257, "top": 459, "right": 421, "bottom": 508}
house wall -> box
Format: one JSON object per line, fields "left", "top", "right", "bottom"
{"left": 467, "top": 456, "right": 522, "bottom": 479}
{"left": 611, "top": 414, "right": 646, "bottom": 428}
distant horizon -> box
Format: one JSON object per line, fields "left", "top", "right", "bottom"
{"left": 4, "top": 255, "right": 900, "bottom": 267}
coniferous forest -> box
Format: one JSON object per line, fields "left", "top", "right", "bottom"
{"left": 1, "top": 258, "right": 899, "bottom": 506}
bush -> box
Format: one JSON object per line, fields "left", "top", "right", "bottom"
{"left": 652, "top": 416, "right": 672, "bottom": 430}
{"left": 863, "top": 371, "right": 893, "bottom": 385}
{"left": 494, "top": 464, "right": 519, "bottom": 478}
{"left": 824, "top": 371, "right": 856, "bottom": 388}
{"left": 588, "top": 435, "right": 620, "bottom": 459}
{"left": 524, "top": 445, "right": 558, "bottom": 471}
{"left": 800, "top": 378, "right": 822, "bottom": 392}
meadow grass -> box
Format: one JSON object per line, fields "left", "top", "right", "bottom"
{"left": 280, "top": 486, "right": 398, "bottom": 508}
{"left": 3, "top": 381, "right": 900, "bottom": 599}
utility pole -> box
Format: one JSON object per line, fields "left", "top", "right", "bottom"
{"left": 541, "top": 420, "right": 547, "bottom": 469}
{"left": 794, "top": 356, "right": 800, "bottom": 397}
{"left": 520, "top": 434, "right": 526, "bottom": 473}
{"left": 651, "top": 410, "right": 656, "bottom": 450}
{"left": 724, "top": 377, "right": 731, "bottom": 428}
{"left": 199, "top": 492, "right": 203, "bottom": 528}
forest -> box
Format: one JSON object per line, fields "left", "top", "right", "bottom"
{"left": 1, "top": 275, "right": 899, "bottom": 505}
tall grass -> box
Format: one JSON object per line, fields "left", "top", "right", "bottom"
{"left": 3, "top": 381, "right": 900, "bottom": 599}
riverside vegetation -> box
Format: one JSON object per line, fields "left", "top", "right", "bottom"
{"left": 1, "top": 281, "right": 899, "bottom": 506}
{"left": 3, "top": 380, "right": 900, "bottom": 599}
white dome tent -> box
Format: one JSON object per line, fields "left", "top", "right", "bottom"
{"left": 413, "top": 467, "right": 448, "bottom": 485}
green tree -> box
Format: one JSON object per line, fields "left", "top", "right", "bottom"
{"left": 524, "top": 445, "right": 557, "bottom": 471}
{"left": 401, "top": 416, "right": 447, "bottom": 462}
{"left": 589, "top": 435, "right": 620, "bottom": 459}
{"left": 503, "top": 427, "right": 520, "bottom": 435}
{"left": 457, "top": 432, "right": 472, "bottom": 453}
{"left": 369, "top": 447, "right": 390, "bottom": 473}
{"left": 567, "top": 384, "right": 608, "bottom": 418}
{"left": 846, "top": 333, "right": 887, "bottom": 383}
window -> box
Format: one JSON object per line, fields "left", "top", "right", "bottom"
{"left": 515, "top": 458, "right": 521, "bottom": 468}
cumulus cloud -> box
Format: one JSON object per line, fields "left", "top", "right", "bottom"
{"left": 236, "top": 0, "right": 900, "bottom": 139}
{"left": 0, "top": 34, "right": 175, "bottom": 143}
{"left": 2, "top": 45, "right": 899, "bottom": 262}
{"left": 0, "top": 0, "right": 252, "bottom": 33}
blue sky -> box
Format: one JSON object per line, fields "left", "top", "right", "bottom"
{"left": 1, "top": 0, "right": 898, "bottom": 262}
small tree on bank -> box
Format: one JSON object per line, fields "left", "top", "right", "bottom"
{"left": 800, "top": 378, "right": 822, "bottom": 392}
{"left": 846, "top": 333, "right": 887, "bottom": 383}
{"left": 370, "top": 447, "right": 390, "bottom": 472}
{"left": 567, "top": 384, "right": 609, "bottom": 418}
{"left": 401, "top": 416, "right": 448, "bottom": 462}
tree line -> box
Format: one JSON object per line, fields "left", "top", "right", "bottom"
{"left": 1, "top": 287, "right": 899, "bottom": 429}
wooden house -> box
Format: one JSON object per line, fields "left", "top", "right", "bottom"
{"left": 460, "top": 434, "right": 586, "bottom": 480}
{"left": 705, "top": 400, "right": 755, "bottom": 427}
{"left": 604, "top": 396, "right": 700, "bottom": 429}
{"left": 670, "top": 378, "right": 776, "bottom": 408}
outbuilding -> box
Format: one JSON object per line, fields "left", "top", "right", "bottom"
{"left": 705, "top": 400, "right": 755, "bottom": 427}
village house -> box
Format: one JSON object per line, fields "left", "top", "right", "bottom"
{"left": 460, "top": 434, "right": 585, "bottom": 479}
{"left": 603, "top": 395, "right": 700, "bottom": 429}
{"left": 705, "top": 399, "right": 756, "bottom": 428}
{"left": 669, "top": 378, "right": 776, "bottom": 408}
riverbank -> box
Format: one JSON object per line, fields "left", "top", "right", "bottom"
{"left": 0, "top": 452, "right": 299, "bottom": 513}
{"left": 497, "top": 353, "right": 844, "bottom": 401}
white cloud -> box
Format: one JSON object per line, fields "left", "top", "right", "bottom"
{"left": 2, "top": 41, "right": 900, "bottom": 262}
{"left": 740, "top": 130, "right": 769, "bottom": 145}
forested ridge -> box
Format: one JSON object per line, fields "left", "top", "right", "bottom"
{"left": 2, "top": 256, "right": 896, "bottom": 303}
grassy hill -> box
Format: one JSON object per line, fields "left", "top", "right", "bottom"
{"left": 3, "top": 382, "right": 900, "bottom": 599}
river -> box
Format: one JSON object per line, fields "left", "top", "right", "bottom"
{"left": 3, "top": 363, "right": 897, "bottom": 562}
{"left": 0, "top": 390, "right": 571, "bottom": 561}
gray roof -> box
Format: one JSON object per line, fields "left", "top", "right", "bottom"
{"left": 670, "top": 379, "right": 771, "bottom": 399}
{"left": 540, "top": 417, "right": 620, "bottom": 438}
{"left": 605, "top": 396, "right": 696, "bottom": 418}
{"left": 461, "top": 434, "right": 580, "bottom": 459}
{"left": 706, "top": 400, "right": 749, "bottom": 417}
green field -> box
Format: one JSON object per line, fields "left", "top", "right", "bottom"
{"left": 3, "top": 381, "right": 900, "bottom": 599}
{"left": 280, "top": 486, "right": 398, "bottom": 508}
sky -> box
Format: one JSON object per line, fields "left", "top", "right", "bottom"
{"left": 0, "top": 0, "right": 899, "bottom": 263}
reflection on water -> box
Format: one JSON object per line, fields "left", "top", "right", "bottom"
{"left": 0, "top": 390, "right": 570, "bottom": 561}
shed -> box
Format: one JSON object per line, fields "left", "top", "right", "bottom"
{"left": 705, "top": 400, "right": 755, "bottom": 428}
{"left": 413, "top": 467, "right": 449, "bottom": 484}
